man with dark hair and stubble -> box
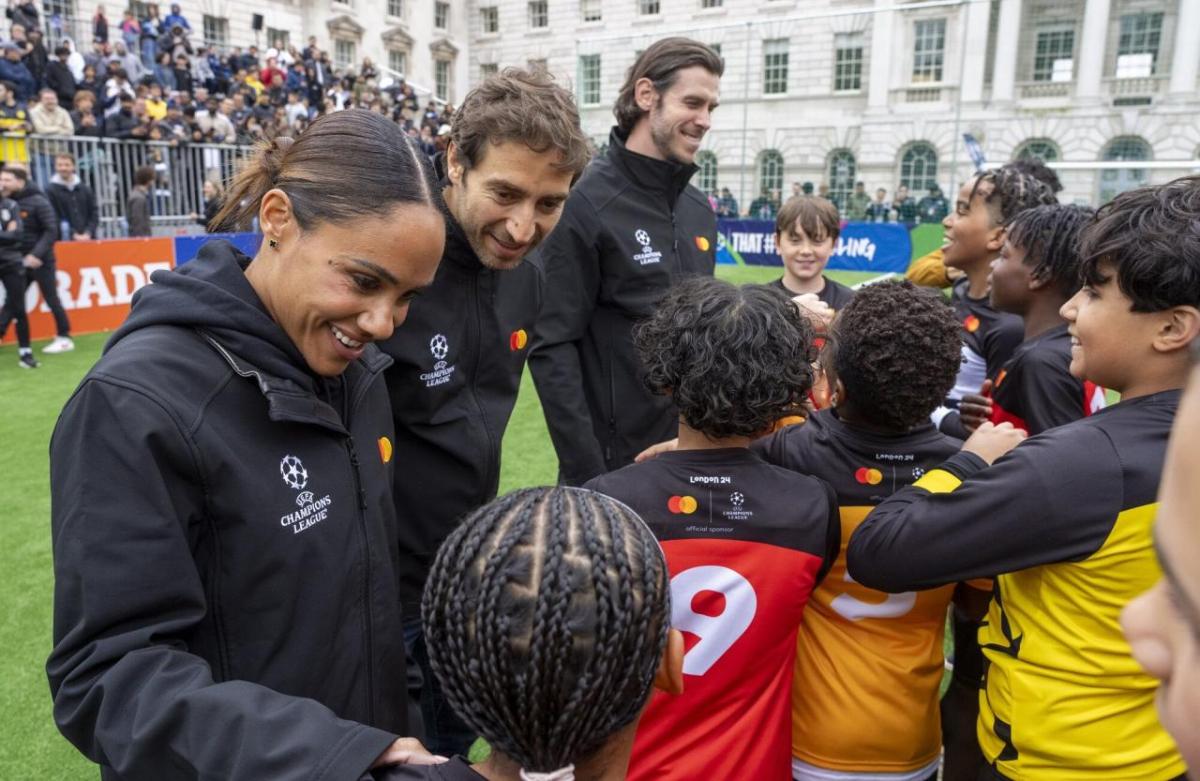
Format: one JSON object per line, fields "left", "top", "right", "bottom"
{"left": 378, "top": 67, "right": 591, "bottom": 757}
{"left": 529, "top": 37, "right": 723, "bottom": 486}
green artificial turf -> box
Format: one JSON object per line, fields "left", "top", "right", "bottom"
{"left": 0, "top": 267, "right": 918, "bottom": 775}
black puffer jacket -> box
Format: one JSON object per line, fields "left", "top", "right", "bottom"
{"left": 528, "top": 127, "right": 717, "bottom": 484}
{"left": 47, "top": 241, "right": 409, "bottom": 780}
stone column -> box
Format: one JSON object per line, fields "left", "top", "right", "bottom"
{"left": 1075, "top": 0, "right": 1113, "bottom": 101}
{"left": 959, "top": 0, "right": 992, "bottom": 102}
{"left": 990, "top": 0, "right": 1022, "bottom": 102}
{"left": 1168, "top": 0, "right": 1200, "bottom": 97}
{"left": 867, "top": 0, "right": 896, "bottom": 108}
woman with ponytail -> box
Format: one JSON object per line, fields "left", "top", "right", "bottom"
{"left": 47, "top": 109, "right": 449, "bottom": 780}
{"left": 372, "top": 486, "right": 684, "bottom": 781}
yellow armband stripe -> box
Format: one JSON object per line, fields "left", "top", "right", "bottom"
{"left": 913, "top": 468, "right": 961, "bottom": 494}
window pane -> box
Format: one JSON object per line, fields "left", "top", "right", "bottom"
{"left": 827, "top": 150, "right": 856, "bottom": 210}
{"left": 701, "top": 0, "right": 723, "bottom": 7}
{"left": 335, "top": 40, "right": 356, "bottom": 71}
{"left": 387, "top": 0, "right": 403, "bottom": 17}
{"left": 579, "top": 54, "right": 601, "bottom": 104}
{"left": 481, "top": 6, "right": 499, "bottom": 32}
{"left": 640, "top": 0, "right": 661, "bottom": 14}
{"left": 834, "top": 32, "right": 864, "bottom": 91}
{"left": 1118, "top": 12, "right": 1164, "bottom": 71}
{"left": 1033, "top": 28, "right": 1074, "bottom": 81}
{"left": 697, "top": 151, "right": 718, "bottom": 193}
{"left": 480, "top": 63, "right": 498, "bottom": 80}
{"left": 1016, "top": 139, "right": 1059, "bottom": 162}
{"left": 435, "top": 60, "right": 450, "bottom": 101}
{"left": 759, "top": 150, "right": 784, "bottom": 197}
{"left": 912, "top": 19, "right": 946, "bottom": 83}
{"left": 900, "top": 143, "right": 939, "bottom": 191}
{"left": 435, "top": 1, "right": 449, "bottom": 29}
{"left": 763, "top": 39, "right": 789, "bottom": 95}
{"left": 529, "top": 0, "right": 548, "bottom": 28}
{"left": 202, "top": 15, "right": 229, "bottom": 48}
{"left": 581, "top": 0, "right": 602, "bottom": 22}
{"left": 389, "top": 50, "right": 408, "bottom": 76}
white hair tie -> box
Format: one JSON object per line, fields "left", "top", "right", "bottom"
{"left": 519, "top": 764, "right": 575, "bottom": 781}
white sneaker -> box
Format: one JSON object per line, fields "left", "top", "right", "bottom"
{"left": 43, "top": 337, "right": 74, "bottom": 354}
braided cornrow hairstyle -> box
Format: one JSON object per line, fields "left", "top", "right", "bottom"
{"left": 1005, "top": 204, "right": 1097, "bottom": 299}
{"left": 422, "top": 486, "right": 671, "bottom": 776}
{"left": 969, "top": 164, "right": 1058, "bottom": 226}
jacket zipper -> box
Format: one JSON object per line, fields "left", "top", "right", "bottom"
{"left": 469, "top": 273, "right": 498, "bottom": 500}
{"left": 345, "top": 436, "right": 376, "bottom": 724}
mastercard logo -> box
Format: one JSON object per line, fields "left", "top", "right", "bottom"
{"left": 855, "top": 467, "right": 883, "bottom": 485}
{"left": 667, "top": 495, "right": 698, "bottom": 514}
{"left": 995, "top": 369, "right": 1007, "bottom": 387}
{"left": 964, "top": 315, "right": 981, "bottom": 333}
{"left": 695, "top": 236, "right": 711, "bottom": 252}
{"left": 509, "top": 329, "right": 528, "bottom": 351}
{"left": 378, "top": 436, "right": 393, "bottom": 464}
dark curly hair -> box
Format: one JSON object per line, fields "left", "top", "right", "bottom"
{"left": 969, "top": 165, "right": 1058, "bottom": 226}
{"left": 1006, "top": 204, "right": 1096, "bottom": 299}
{"left": 423, "top": 487, "right": 670, "bottom": 775}
{"left": 635, "top": 277, "right": 816, "bottom": 439}
{"left": 1079, "top": 174, "right": 1200, "bottom": 312}
{"left": 833, "top": 279, "right": 962, "bottom": 431}
{"left": 1007, "top": 157, "right": 1064, "bottom": 194}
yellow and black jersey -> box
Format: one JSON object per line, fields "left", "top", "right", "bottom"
{"left": 847, "top": 391, "right": 1186, "bottom": 780}
{"left": 0, "top": 104, "right": 29, "bottom": 164}
{"left": 753, "top": 410, "right": 963, "bottom": 776}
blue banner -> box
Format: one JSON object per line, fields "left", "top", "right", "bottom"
{"left": 716, "top": 220, "right": 912, "bottom": 273}
{"left": 173, "top": 232, "right": 263, "bottom": 266}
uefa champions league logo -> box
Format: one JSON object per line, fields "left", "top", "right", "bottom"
{"left": 635, "top": 229, "right": 651, "bottom": 248}
{"left": 730, "top": 491, "right": 744, "bottom": 507}
{"left": 280, "top": 454, "right": 308, "bottom": 491}
{"left": 430, "top": 334, "right": 449, "bottom": 361}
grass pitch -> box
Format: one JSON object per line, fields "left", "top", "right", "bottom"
{"left": 0, "top": 266, "right": 873, "bottom": 775}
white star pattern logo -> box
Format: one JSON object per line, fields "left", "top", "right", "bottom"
{"left": 912, "top": 467, "right": 926, "bottom": 479}
{"left": 430, "top": 334, "right": 449, "bottom": 361}
{"left": 280, "top": 455, "right": 308, "bottom": 491}
{"left": 730, "top": 491, "right": 744, "bottom": 507}
{"left": 635, "top": 229, "right": 651, "bottom": 248}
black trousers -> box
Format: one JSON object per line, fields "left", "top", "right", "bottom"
{"left": 0, "top": 262, "right": 30, "bottom": 348}
{"left": 0, "top": 262, "right": 70, "bottom": 339}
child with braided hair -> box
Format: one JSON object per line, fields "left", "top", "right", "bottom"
{"left": 587, "top": 276, "right": 839, "bottom": 781}
{"left": 370, "top": 486, "right": 683, "bottom": 781}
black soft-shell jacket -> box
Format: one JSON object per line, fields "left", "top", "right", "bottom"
{"left": 528, "top": 127, "right": 716, "bottom": 485}
{"left": 47, "top": 241, "right": 408, "bottom": 780}
{"left": 14, "top": 181, "right": 58, "bottom": 262}
{"left": 380, "top": 190, "right": 541, "bottom": 613}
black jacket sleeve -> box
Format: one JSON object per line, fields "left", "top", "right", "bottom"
{"left": 846, "top": 426, "right": 1123, "bottom": 593}
{"left": 29, "top": 195, "right": 58, "bottom": 260}
{"left": 527, "top": 200, "right": 607, "bottom": 484}
{"left": 47, "top": 378, "right": 396, "bottom": 780}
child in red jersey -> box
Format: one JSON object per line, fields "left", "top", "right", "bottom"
{"left": 587, "top": 277, "right": 839, "bottom": 781}
{"left": 961, "top": 204, "right": 1106, "bottom": 435}
{"left": 934, "top": 166, "right": 1057, "bottom": 439}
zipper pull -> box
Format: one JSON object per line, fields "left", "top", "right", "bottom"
{"left": 347, "top": 439, "right": 367, "bottom": 511}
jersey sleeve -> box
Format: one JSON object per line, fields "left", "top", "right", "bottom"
{"left": 845, "top": 426, "right": 1124, "bottom": 592}
{"left": 905, "top": 249, "right": 951, "bottom": 289}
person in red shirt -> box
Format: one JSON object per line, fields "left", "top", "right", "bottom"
{"left": 587, "top": 277, "right": 839, "bottom": 781}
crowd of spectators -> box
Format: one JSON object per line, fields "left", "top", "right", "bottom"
{"left": 711, "top": 180, "right": 952, "bottom": 226}
{"left": 0, "top": 4, "right": 456, "bottom": 156}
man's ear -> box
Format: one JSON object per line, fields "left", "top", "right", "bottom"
{"left": 446, "top": 141, "right": 463, "bottom": 186}
{"left": 634, "top": 77, "right": 657, "bottom": 113}
{"left": 1154, "top": 305, "right": 1200, "bottom": 356}
{"left": 1027, "top": 273, "right": 1050, "bottom": 292}
{"left": 653, "top": 628, "right": 685, "bottom": 695}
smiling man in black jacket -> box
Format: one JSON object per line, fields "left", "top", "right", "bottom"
{"left": 378, "top": 68, "right": 590, "bottom": 756}
{"left": 528, "top": 38, "right": 723, "bottom": 486}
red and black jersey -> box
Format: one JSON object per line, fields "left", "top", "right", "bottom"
{"left": 950, "top": 278, "right": 1023, "bottom": 374}
{"left": 989, "top": 324, "right": 1106, "bottom": 435}
{"left": 772, "top": 275, "right": 856, "bottom": 312}
{"left": 585, "top": 448, "right": 838, "bottom": 781}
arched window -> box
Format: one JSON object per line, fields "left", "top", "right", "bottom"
{"left": 758, "top": 149, "right": 784, "bottom": 200}
{"left": 696, "top": 151, "right": 718, "bottom": 194}
{"left": 827, "top": 149, "right": 856, "bottom": 211}
{"left": 1014, "top": 138, "right": 1060, "bottom": 163}
{"left": 899, "top": 142, "right": 938, "bottom": 192}
{"left": 1099, "top": 136, "right": 1151, "bottom": 203}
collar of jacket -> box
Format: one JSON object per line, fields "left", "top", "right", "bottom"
{"left": 606, "top": 126, "right": 699, "bottom": 206}
{"left": 200, "top": 328, "right": 391, "bottom": 435}
{"left": 431, "top": 155, "right": 489, "bottom": 275}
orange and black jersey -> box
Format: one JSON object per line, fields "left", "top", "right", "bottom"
{"left": 585, "top": 448, "right": 838, "bottom": 781}
{"left": 753, "top": 410, "right": 963, "bottom": 775}
{"left": 847, "top": 391, "right": 1186, "bottom": 780}
{"left": 772, "top": 275, "right": 856, "bottom": 312}
{"left": 951, "top": 278, "right": 1023, "bottom": 373}
{"left": 989, "top": 324, "right": 1105, "bottom": 435}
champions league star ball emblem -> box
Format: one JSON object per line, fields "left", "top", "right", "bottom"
{"left": 912, "top": 467, "right": 926, "bottom": 479}
{"left": 430, "top": 334, "right": 449, "bottom": 361}
{"left": 730, "top": 491, "right": 744, "bottom": 507}
{"left": 280, "top": 454, "right": 308, "bottom": 491}
{"left": 635, "top": 229, "right": 651, "bottom": 248}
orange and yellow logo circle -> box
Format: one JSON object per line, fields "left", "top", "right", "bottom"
{"left": 378, "top": 436, "right": 393, "bottom": 464}
{"left": 694, "top": 236, "right": 711, "bottom": 252}
{"left": 964, "top": 315, "right": 981, "bottom": 333}
{"left": 509, "top": 329, "right": 528, "bottom": 351}
{"left": 854, "top": 467, "right": 883, "bottom": 485}
{"left": 667, "top": 495, "right": 699, "bottom": 514}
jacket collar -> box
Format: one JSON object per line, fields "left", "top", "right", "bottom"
{"left": 606, "top": 126, "right": 699, "bottom": 206}
{"left": 432, "top": 152, "right": 489, "bottom": 274}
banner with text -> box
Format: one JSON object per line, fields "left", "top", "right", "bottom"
{"left": 716, "top": 220, "right": 914, "bottom": 273}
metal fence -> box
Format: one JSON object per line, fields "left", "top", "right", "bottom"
{"left": 2, "top": 133, "right": 253, "bottom": 236}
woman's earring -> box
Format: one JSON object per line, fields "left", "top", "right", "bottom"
{"left": 268, "top": 238, "right": 279, "bottom": 249}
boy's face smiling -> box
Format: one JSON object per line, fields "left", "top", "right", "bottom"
{"left": 1122, "top": 361, "right": 1200, "bottom": 770}
{"left": 777, "top": 221, "right": 834, "bottom": 287}
{"left": 943, "top": 176, "right": 1004, "bottom": 273}
{"left": 1060, "top": 262, "right": 1158, "bottom": 393}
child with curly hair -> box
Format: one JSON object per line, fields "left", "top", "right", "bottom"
{"left": 586, "top": 276, "right": 839, "bottom": 781}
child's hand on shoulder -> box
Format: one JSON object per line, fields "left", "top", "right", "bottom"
{"left": 962, "top": 421, "right": 1026, "bottom": 465}
{"left": 792, "top": 293, "right": 834, "bottom": 333}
